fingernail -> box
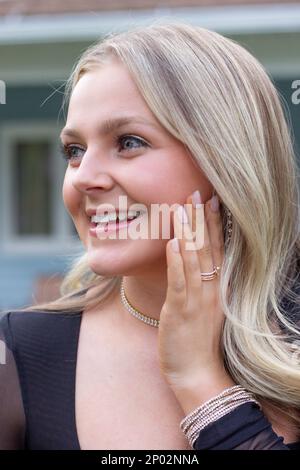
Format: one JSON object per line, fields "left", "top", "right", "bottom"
{"left": 177, "top": 205, "right": 189, "bottom": 224}
{"left": 211, "top": 195, "right": 219, "bottom": 212}
{"left": 192, "top": 190, "right": 202, "bottom": 208}
{"left": 171, "top": 238, "right": 180, "bottom": 253}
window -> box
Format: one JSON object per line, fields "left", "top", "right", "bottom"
{"left": 14, "top": 140, "right": 52, "bottom": 235}
{"left": 0, "top": 122, "right": 80, "bottom": 254}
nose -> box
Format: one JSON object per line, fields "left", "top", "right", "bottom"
{"left": 71, "top": 148, "right": 115, "bottom": 194}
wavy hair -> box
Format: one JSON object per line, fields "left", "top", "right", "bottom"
{"left": 7, "top": 21, "right": 300, "bottom": 434}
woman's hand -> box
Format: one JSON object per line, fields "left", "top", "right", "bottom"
{"left": 158, "top": 191, "right": 234, "bottom": 407}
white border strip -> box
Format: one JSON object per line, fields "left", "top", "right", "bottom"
{"left": 0, "top": 3, "right": 300, "bottom": 44}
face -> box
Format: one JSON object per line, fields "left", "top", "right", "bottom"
{"left": 61, "top": 59, "right": 213, "bottom": 277}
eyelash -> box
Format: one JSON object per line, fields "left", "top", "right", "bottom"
{"left": 60, "top": 134, "right": 149, "bottom": 162}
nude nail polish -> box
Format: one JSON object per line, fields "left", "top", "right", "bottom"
{"left": 192, "top": 190, "right": 202, "bottom": 208}
{"left": 177, "top": 205, "right": 189, "bottom": 223}
{"left": 171, "top": 238, "right": 180, "bottom": 253}
{"left": 211, "top": 194, "right": 219, "bottom": 212}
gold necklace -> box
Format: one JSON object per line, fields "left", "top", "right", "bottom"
{"left": 120, "top": 278, "right": 160, "bottom": 328}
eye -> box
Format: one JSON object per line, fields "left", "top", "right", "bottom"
{"left": 59, "top": 134, "right": 149, "bottom": 163}
{"left": 116, "top": 134, "right": 149, "bottom": 152}
{"left": 60, "top": 143, "right": 85, "bottom": 162}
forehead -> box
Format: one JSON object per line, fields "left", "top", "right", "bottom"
{"left": 64, "top": 63, "right": 162, "bottom": 134}
{"left": 69, "top": 63, "right": 148, "bottom": 111}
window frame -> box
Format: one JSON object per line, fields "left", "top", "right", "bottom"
{"left": 0, "top": 121, "right": 81, "bottom": 255}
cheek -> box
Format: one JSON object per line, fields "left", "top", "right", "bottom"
{"left": 131, "top": 154, "right": 208, "bottom": 204}
{"left": 62, "top": 172, "right": 81, "bottom": 216}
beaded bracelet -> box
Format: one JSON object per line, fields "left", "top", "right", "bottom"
{"left": 179, "top": 385, "right": 261, "bottom": 448}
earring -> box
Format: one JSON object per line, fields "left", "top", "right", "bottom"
{"left": 225, "top": 207, "right": 233, "bottom": 244}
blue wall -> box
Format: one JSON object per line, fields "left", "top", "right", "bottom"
{"left": 0, "top": 253, "right": 75, "bottom": 311}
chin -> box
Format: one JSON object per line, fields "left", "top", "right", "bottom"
{"left": 86, "top": 243, "right": 166, "bottom": 277}
{"left": 86, "top": 249, "right": 139, "bottom": 277}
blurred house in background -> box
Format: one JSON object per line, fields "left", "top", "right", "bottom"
{"left": 0, "top": 0, "right": 300, "bottom": 309}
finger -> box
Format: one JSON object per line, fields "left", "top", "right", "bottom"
{"left": 187, "top": 196, "right": 214, "bottom": 280}
{"left": 174, "top": 204, "right": 202, "bottom": 299}
{"left": 165, "top": 233, "right": 186, "bottom": 308}
{"left": 186, "top": 194, "right": 204, "bottom": 251}
{"left": 187, "top": 194, "right": 215, "bottom": 279}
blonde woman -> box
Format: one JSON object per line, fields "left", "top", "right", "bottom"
{"left": 0, "top": 21, "right": 299, "bottom": 450}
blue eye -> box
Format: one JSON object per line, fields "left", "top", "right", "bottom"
{"left": 117, "top": 135, "right": 148, "bottom": 152}
{"left": 60, "top": 143, "right": 84, "bottom": 162}
{"left": 60, "top": 135, "right": 149, "bottom": 163}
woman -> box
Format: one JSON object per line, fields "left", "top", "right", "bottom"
{"left": 0, "top": 21, "right": 299, "bottom": 450}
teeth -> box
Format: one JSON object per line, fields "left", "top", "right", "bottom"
{"left": 91, "top": 211, "right": 141, "bottom": 224}
{"left": 127, "top": 210, "right": 140, "bottom": 220}
{"left": 118, "top": 213, "right": 128, "bottom": 222}
{"left": 91, "top": 213, "right": 117, "bottom": 224}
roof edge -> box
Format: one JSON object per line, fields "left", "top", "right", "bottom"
{"left": 0, "top": 4, "right": 300, "bottom": 45}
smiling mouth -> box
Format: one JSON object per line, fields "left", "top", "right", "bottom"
{"left": 89, "top": 211, "right": 144, "bottom": 233}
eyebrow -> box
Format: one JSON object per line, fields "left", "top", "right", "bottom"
{"left": 60, "top": 116, "right": 159, "bottom": 139}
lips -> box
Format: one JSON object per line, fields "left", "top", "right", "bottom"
{"left": 88, "top": 211, "right": 143, "bottom": 236}
{"left": 90, "top": 212, "right": 140, "bottom": 226}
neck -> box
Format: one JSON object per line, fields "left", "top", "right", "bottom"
{"left": 115, "top": 267, "right": 168, "bottom": 330}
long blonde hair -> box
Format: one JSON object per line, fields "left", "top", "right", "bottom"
{"left": 7, "top": 21, "right": 300, "bottom": 433}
